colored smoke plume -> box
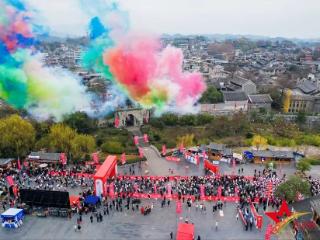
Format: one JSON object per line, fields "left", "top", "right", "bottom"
{"left": 103, "top": 35, "right": 206, "bottom": 112}
{"left": 0, "top": 0, "right": 92, "bottom": 120}
{"left": 0, "top": 0, "right": 206, "bottom": 120}
{"left": 82, "top": 2, "right": 206, "bottom": 113}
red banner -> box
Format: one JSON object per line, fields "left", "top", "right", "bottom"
{"left": 265, "top": 224, "right": 273, "bottom": 240}
{"left": 48, "top": 171, "right": 93, "bottom": 178}
{"left": 107, "top": 191, "right": 239, "bottom": 202}
{"left": 117, "top": 175, "right": 253, "bottom": 181}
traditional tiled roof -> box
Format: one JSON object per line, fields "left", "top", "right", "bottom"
{"left": 248, "top": 94, "right": 273, "bottom": 104}
{"left": 223, "top": 91, "right": 248, "bottom": 102}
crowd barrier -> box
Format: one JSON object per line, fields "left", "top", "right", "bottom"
{"left": 48, "top": 171, "right": 93, "bottom": 178}
{"left": 116, "top": 175, "right": 254, "bottom": 181}
{"left": 107, "top": 191, "right": 239, "bottom": 202}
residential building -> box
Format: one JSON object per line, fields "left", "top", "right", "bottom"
{"left": 248, "top": 94, "right": 273, "bottom": 111}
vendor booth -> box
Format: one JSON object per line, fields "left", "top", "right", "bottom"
{"left": 176, "top": 223, "right": 194, "bottom": 240}
{"left": 1, "top": 208, "right": 24, "bottom": 229}
{"left": 84, "top": 195, "right": 99, "bottom": 205}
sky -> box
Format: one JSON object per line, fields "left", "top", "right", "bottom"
{"left": 26, "top": 0, "right": 320, "bottom": 39}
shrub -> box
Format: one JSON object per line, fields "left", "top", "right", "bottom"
{"left": 149, "top": 119, "right": 164, "bottom": 129}
{"left": 161, "top": 113, "right": 179, "bottom": 126}
{"left": 101, "top": 141, "right": 124, "bottom": 154}
{"left": 296, "top": 160, "right": 311, "bottom": 173}
{"left": 179, "top": 115, "right": 197, "bottom": 126}
{"left": 301, "top": 158, "right": 320, "bottom": 166}
{"left": 246, "top": 132, "right": 254, "bottom": 139}
{"left": 275, "top": 176, "right": 311, "bottom": 202}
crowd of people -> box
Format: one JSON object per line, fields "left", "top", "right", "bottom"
{"left": 309, "top": 177, "right": 320, "bottom": 196}
{"left": 0, "top": 158, "right": 319, "bottom": 238}
{"left": 110, "top": 169, "right": 284, "bottom": 204}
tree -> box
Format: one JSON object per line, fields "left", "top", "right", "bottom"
{"left": 47, "top": 124, "right": 76, "bottom": 154}
{"left": 296, "top": 160, "right": 311, "bottom": 173}
{"left": 177, "top": 134, "right": 195, "bottom": 148}
{"left": 0, "top": 114, "right": 35, "bottom": 158}
{"left": 296, "top": 111, "right": 306, "bottom": 126}
{"left": 71, "top": 134, "right": 96, "bottom": 161}
{"left": 275, "top": 175, "right": 310, "bottom": 202}
{"left": 63, "top": 112, "right": 97, "bottom": 134}
{"left": 199, "top": 86, "right": 223, "bottom": 104}
{"left": 251, "top": 135, "right": 267, "bottom": 150}
{"left": 179, "top": 115, "right": 196, "bottom": 126}
{"left": 161, "top": 113, "right": 179, "bottom": 126}
{"left": 196, "top": 114, "right": 213, "bottom": 125}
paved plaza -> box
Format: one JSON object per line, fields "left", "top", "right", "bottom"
{"left": 0, "top": 199, "right": 275, "bottom": 240}
{"left": 0, "top": 145, "right": 302, "bottom": 240}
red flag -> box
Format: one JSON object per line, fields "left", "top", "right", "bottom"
{"left": 17, "top": 158, "right": 21, "bottom": 170}
{"left": 176, "top": 200, "right": 182, "bottom": 214}
{"left": 143, "top": 134, "right": 149, "bottom": 143}
{"left": 92, "top": 152, "right": 99, "bottom": 164}
{"left": 139, "top": 147, "right": 144, "bottom": 158}
{"left": 134, "top": 136, "right": 139, "bottom": 145}
{"left": 114, "top": 116, "right": 120, "bottom": 128}
{"left": 60, "top": 153, "right": 67, "bottom": 165}
{"left": 162, "top": 145, "right": 167, "bottom": 156}
{"left": 121, "top": 153, "right": 126, "bottom": 165}
{"left": 6, "top": 176, "right": 14, "bottom": 186}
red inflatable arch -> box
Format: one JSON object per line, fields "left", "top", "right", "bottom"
{"left": 94, "top": 155, "right": 117, "bottom": 197}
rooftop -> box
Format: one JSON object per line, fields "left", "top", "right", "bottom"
{"left": 248, "top": 94, "right": 273, "bottom": 104}
{"left": 222, "top": 91, "right": 248, "bottom": 102}
{"left": 297, "top": 81, "right": 318, "bottom": 94}
{"left": 230, "top": 76, "right": 254, "bottom": 87}
{"left": 0, "top": 158, "right": 15, "bottom": 166}
{"left": 28, "top": 152, "right": 61, "bottom": 162}
{"left": 251, "top": 150, "right": 294, "bottom": 159}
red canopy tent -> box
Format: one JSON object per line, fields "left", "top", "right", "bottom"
{"left": 204, "top": 160, "right": 219, "bottom": 174}
{"left": 69, "top": 195, "right": 80, "bottom": 207}
{"left": 176, "top": 223, "right": 194, "bottom": 240}
{"left": 93, "top": 155, "right": 117, "bottom": 197}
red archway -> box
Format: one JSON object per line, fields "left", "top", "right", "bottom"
{"left": 94, "top": 155, "right": 117, "bottom": 197}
